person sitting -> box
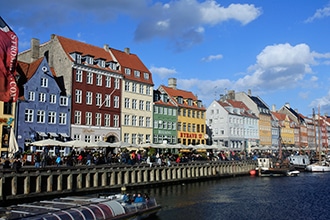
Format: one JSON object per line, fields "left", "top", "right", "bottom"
{"left": 134, "top": 193, "right": 145, "bottom": 203}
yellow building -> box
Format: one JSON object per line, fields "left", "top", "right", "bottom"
{"left": 0, "top": 101, "right": 16, "bottom": 157}
{"left": 159, "top": 78, "right": 206, "bottom": 145}
{"left": 272, "top": 112, "right": 295, "bottom": 146}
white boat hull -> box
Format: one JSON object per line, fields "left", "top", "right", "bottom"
{"left": 306, "top": 162, "right": 330, "bottom": 172}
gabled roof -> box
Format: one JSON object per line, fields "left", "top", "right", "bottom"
{"left": 160, "top": 85, "right": 205, "bottom": 110}
{"left": 17, "top": 57, "right": 43, "bottom": 80}
{"left": 218, "top": 99, "right": 257, "bottom": 118}
{"left": 57, "top": 35, "right": 115, "bottom": 63}
{"left": 272, "top": 112, "right": 287, "bottom": 121}
{"left": 110, "top": 48, "right": 154, "bottom": 85}
{"left": 56, "top": 35, "right": 153, "bottom": 85}
{"left": 154, "top": 99, "right": 177, "bottom": 108}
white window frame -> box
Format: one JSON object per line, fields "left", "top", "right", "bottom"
{"left": 48, "top": 111, "right": 56, "bottom": 124}
{"left": 37, "top": 110, "right": 45, "bottom": 123}
{"left": 76, "top": 70, "right": 82, "bottom": 82}
{"left": 25, "top": 109, "right": 34, "bottom": 122}
{"left": 86, "top": 91, "right": 93, "bottom": 105}
{"left": 59, "top": 112, "right": 67, "bottom": 125}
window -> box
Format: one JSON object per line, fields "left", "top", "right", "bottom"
{"left": 114, "top": 78, "right": 120, "bottom": 89}
{"left": 114, "top": 96, "right": 119, "bottom": 108}
{"left": 125, "top": 98, "right": 130, "bottom": 108}
{"left": 76, "top": 70, "right": 82, "bottom": 82}
{"left": 104, "top": 114, "right": 110, "bottom": 127}
{"left": 25, "top": 109, "right": 34, "bottom": 122}
{"left": 85, "top": 112, "right": 92, "bottom": 125}
{"left": 146, "top": 86, "right": 151, "bottom": 95}
{"left": 37, "top": 110, "right": 45, "bottom": 123}
{"left": 146, "top": 117, "right": 151, "bottom": 127}
{"left": 96, "top": 74, "right": 102, "bottom": 86}
{"left": 132, "top": 99, "right": 137, "bottom": 109}
{"left": 96, "top": 113, "right": 102, "bottom": 126}
{"left": 114, "top": 115, "right": 119, "bottom": 127}
{"left": 74, "top": 111, "right": 81, "bottom": 125}
{"left": 41, "top": 77, "right": 48, "bottom": 87}
{"left": 86, "top": 91, "right": 93, "bottom": 105}
{"left": 50, "top": 94, "right": 56, "bottom": 104}
{"left": 105, "top": 76, "right": 111, "bottom": 88}
{"left": 105, "top": 94, "right": 111, "bottom": 107}
{"left": 76, "top": 54, "right": 81, "bottom": 64}
{"left": 134, "top": 70, "right": 140, "bottom": 77}
{"left": 28, "top": 91, "right": 35, "bottom": 101}
{"left": 132, "top": 116, "right": 137, "bottom": 126}
{"left": 87, "top": 72, "right": 93, "bottom": 84}
{"left": 139, "top": 100, "right": 144, "bottom": 110}
{"left": 132, "top": 83, "right": 137, "bottom": 93}
{"left": 154, "top": 120, "right": 158, "bottom": 128}
{"left": 139, "top": 85, "right": 144, "bottom": 94}
{"left": 124, "top": 115, "right": 129, "bottom": 125}
{"left": 60, "top": 96, "right": 68, "bottom": 106}
{"left": 75, "top": 90, "right": 82, "bottom": 103}
{"left": 96, "top": 93, "right": 102, "bottom": 106}
{"left": 3, "top": 102, "right": 12, "bottom": 114}
{"left": 144, "top": 72, "right": 149, "bottom": 80}
{"left": 125, "top": 68, "right": 131, "bottom": 75}
{"left": 59, "top": 112, "right": 67, "bottom": 125}
{"left": 183, "top": 123, "right": 186, "bottom": 132}
{"left": 125, "top": 81, "right": 130, "bottom": 91}
{"left": 139, "top": 116, "right": 144, "bottom": 127}
{"left": 39, "top": 93, "right": 46, "bottom": 102}
{"left": 146, "top": 101, "right": 151, "bottom": 111}
{"left": 132, "top": 133, "right": 137, "bottom": 144}
{"left": 124, "top": 133, "right": 129, "bottom": 143}
{"left": 48, "top": 111, "right": 56, "bottom": 124}
{"left": 85, "top": 135, "right": 91, "bottom": 143}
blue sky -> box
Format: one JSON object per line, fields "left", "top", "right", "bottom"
{"left": 1, "top": 0, "right": 330, "bottom": 116}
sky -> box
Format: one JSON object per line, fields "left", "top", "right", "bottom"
{"left": 1, "top": 0, "right": 330, "bottom": 117}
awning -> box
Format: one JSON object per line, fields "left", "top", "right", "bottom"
{"left": 59, "top": 133, "right": 70, "bottom": 138}
{"left": 37, "top": 131, "right": 47, "bottom": 137}
{"left": 48, "top": 132, "right": 58, "bottom": 137}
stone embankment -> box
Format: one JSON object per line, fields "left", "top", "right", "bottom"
{"left": 0, "top": 160, "right": 257, "bottom": 206}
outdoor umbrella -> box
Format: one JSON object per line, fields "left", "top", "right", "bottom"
{"left": 30, "top": 139, "right": 63, "bottom": 147}
{"left": 59, "top": 140, "right": 94, "bottom": 148}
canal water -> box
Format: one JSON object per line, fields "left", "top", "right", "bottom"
{"left": 141, "top": 172, "right": 330, "bottom": 220}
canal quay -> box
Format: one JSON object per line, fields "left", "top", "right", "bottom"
{"left": 0, "top": 160, "right": 256, "bottom": 206}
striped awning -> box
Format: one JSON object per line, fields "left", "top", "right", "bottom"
{"left": 59, "top": 133, "right": 70, "bottom": 138}
{"left": 37, "top": 131, "right": 47, "bottom": 137}
{"left": 48, "top": 132, "right": 58, "bottom": 137}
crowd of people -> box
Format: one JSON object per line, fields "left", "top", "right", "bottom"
{"left": 2, "top": 146, "right": 279, "bottom": 171}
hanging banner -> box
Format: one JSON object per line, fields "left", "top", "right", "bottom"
{"left": 0, "top": 16, "right": 18, "bottom": 102}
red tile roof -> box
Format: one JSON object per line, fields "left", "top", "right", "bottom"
{"left": 17, "top": 57, "right": 43, "bottom": 80}
{"left": 56, "top": 35, "right": 153, "bottom": 85}
{"left": 110, "top": 48, "right": 153, "bottom": 85}
{"left": 272, "top": 111, "right": 287, "bottom": 121}
{"left": 160, "top": 85, "right": 205, "bottom": 110}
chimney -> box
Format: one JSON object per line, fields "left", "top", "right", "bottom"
{"left": 285, "top": 102, "right": 290, "bottom": 109}
{"left": 103, "top": 44, "right": 109, "bottom": 52}
{"left": 228, "top": 90, "right": 235, "bottom": 100}
{"left": 272, "top": 104, "right": 276, "bottom": 112}
{"left": 168, "top": 78, "right": 177, "bottom": 89}
{"left": 31, "top": 38, "right": 40, "bottom": 62}
{"left": 248, "top": 89, "right": 251, "bottom": 96}
{"left": 124, "top": 47, "right": 130, "bottom": 54}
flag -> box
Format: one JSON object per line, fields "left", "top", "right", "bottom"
{"left": 0, "top": 16, "right": 18, "bottom": 102}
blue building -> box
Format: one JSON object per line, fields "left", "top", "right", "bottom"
{"left": 16, "top": 57, "right": 71, "bottom": 155}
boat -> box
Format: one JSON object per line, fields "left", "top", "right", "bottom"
{"left": 306, "top": 160, "right": 330, "bottom": 172}
{"left": 0, "top": 194, "right": 161, "bottom": 220}
{"left": 305, "top": 107, "right": 330, "bottom": 172}
{"left": 288, "top": 154, "right": 310, "bottom": 171}
{"left": 254, "top": 158, "right": 300, "bottom": 177}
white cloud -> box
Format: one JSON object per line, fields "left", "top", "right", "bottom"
{"left": 305, "top": 5, "right": 330, "bottom": 23}
{"left": 310, "top": 90, "right": 330, "bottom": 114}
{"left": 134, "top": 0, "right": 261, "bottom": 51}
{"left": 201, "top": 54, "right": 223, "bottom": 62}
{"left": 235, "top": 43, "right": 317, "bottom": 92}
{"left": 149, "top": 66, "right": 177, "bottom": 79}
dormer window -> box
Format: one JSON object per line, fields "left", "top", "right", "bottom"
{"left": 85, "top": 56, "right": 93, "bottom": 65}
{"left": 98, "top": 59, "right": 105, "bottom": 68}
{"left": 76, "top": 54, "right": 81, "bottom": 64}
{"left": 188, "top": 99, "right": 193, "bottom": 106}
{"left": 144, "top": 72, "right": 149, "bottom": 80}
{"left": 177, "top": 96, "right": 183, "bottom": 104}
{"left": 109, "top": 62, "right": 116, "bottom": 70}
{"left": 134, "top": 70, "right": 140, "bottom": 78}
{"left": 125, "top": 68, "right": 131, "bottom": 75}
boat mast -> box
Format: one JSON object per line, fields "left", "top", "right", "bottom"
{"left": 318, "top": 106, "right": 322, "bottom": 162}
